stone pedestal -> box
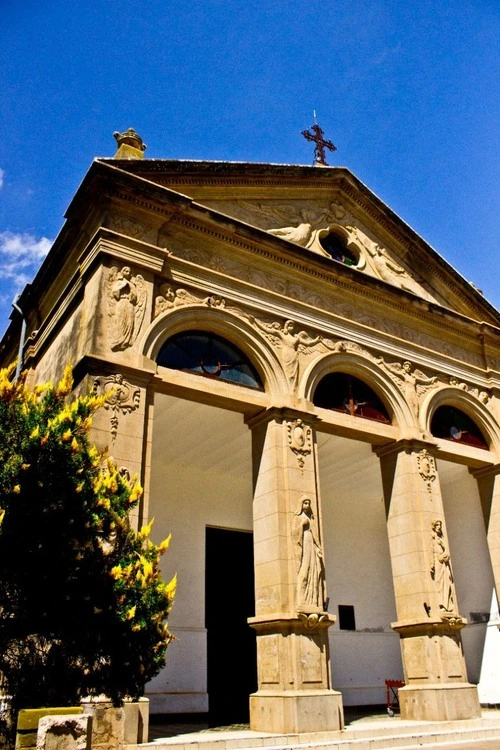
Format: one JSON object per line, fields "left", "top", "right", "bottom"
{"left": 247, "top": 409, "right": 343, "bottom": 733}
{"left": 376, "top": 440, "right": 480, "bottom": 721}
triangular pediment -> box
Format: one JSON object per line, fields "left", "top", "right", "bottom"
{"left": 95, "top": 158, "right": 499, "bottom": 325}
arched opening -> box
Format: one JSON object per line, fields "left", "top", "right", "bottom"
{"left": 431, "top": 405, "right": 489, "bottom": 450}
{"left": 319, "top": 231, "right": 358, "bottom": 266}
{"left": 157, "top": 330, "right": 264, "bottom": 390}
{"left": 313, "top": 372, "right": 391, "bottom": 424}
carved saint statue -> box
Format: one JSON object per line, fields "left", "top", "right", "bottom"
{"left": 292, "top": 496, "right": 324, "bottom": 609}
{"left": 430, "top": 519, "right": 455, "bottom": 612}
{"left": 250, "top": 317, "right": 320, "bottom": 390}
{"left": 107, "top": 266, "right": 146, "bottom": 351}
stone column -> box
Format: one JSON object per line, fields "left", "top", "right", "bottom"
{"left": 246, "top": 408, "right": 343, "bottom": 734}
{"left": 375, "top": 440, "right": 480, "bottom": 721}
{"left": 471, "top": 464, "right": 500, "bottom": 611}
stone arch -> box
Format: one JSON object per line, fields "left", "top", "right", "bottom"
{"left": 302, "top": 344, "right": 415, "bottom": 432}
{"left": 141, "top": 305, "right": 287, "bottom": 395}
{"left": 421, "top": 386, "right": 500, "bottom": 458}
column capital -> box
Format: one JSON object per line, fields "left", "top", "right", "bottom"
{"left": 469, "top": 463, "right": 500, "bottom": 479}
{"left": 373, "top": 438, "right": 439, "bottom": 459}
{"left": 245, "top": 405, "right": 320, "bottom": 431}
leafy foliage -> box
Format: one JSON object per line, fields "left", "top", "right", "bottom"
{"left": 0, "top": 365, "right": 175, "bottom": 738}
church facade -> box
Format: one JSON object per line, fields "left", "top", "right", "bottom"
{"left": 2, "top": 130, "right": 500, "bottom": 733}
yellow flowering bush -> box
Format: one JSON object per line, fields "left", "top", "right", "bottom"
{"left": 0, "top": 365, "right": 175, "bottom": 739}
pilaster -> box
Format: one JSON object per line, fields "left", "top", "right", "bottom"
{"left": 246, "top": 407, "right": 343, "bottom": 733}
{"left": 375, "top": 439, "right": 480, "bottom": 721}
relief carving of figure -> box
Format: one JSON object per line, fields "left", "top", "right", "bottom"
{"left": 431, "top": 519, "right": 455, "bottom": 612}
{"left": 250, "top": 317, "right": 320, "bottom": 390}
{"left": 351, "top": 228, "right": 435, "bottom": 301}
{"left": 292, "top": 496, "right": 324, "bottom": 610}
{"left": 237, "top": 201, "right": 346, "bottom": 250}
{"left": 107, "top": 266, "right": 146, "bottom": 351}
{"left": 378, "top": 359, "right": 437, "bottom": 418}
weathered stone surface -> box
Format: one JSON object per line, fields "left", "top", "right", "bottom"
{"left": 36, "top": 715, "right": 91, "bottom": 750}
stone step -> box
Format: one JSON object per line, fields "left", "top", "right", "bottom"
{"left": 131, "top": 714, "right": 500, "bottom": 750}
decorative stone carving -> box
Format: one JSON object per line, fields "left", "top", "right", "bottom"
{"left": 93, "top": 374, "right": 140, "bottom": 442}
{"left": 448, "top": 377, "right": 491, "bottom": 405}
{"left": 378, "top": 359, "right": 438, "bottom": 418}
{"left": 154, "top": 283, "right": 232, "bottom": 318}
{"left": 298, "top": 612, "right": 330, "bottom": 630}
{"left": 105, "top": 214, "right": 156, "bottom": 243}
{"left": 106, "top": 267, "right": 147, "bottom": 351}
{"left": 233, "top": 200, "right": 348, "bottom": 251}
{"left": 286, "top": 418, "right": 313, "bottom": 471}
{"left": 417, "top": 449, "right": 437, "bottom": 496}
{"left": 250, "top": 317, "right": 321, "bottom": 390}
{"left": 154, "top": 284, "right": 201, "bottom": 316}
{"left": 292, "top": 496, "right": 324, "bottom": 610}
{"left": 350, "top": 226, "right": 435, "bottom": 301}
{"left": 430, "top": 519, "right": 455, "bottom": 613}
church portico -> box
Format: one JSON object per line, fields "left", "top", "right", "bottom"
{"left": 3, "top": 142, "right": 500, "bottom": 733}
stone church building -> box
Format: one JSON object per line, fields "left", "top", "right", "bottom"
{"left": 2, "top": 129, "right": 500, "bottom": 733}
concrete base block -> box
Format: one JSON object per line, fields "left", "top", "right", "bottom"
{"left": 250, "top": 689, "right": 344, "bottom": 733}
{"left": 399, "top": 683, "right": 481, "bottom": 721}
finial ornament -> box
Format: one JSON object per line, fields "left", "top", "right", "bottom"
{"left": 301, "top": 112, "right": 336, "bottom": 166}
{"left": 113, "top": 128, "right": 147, "bottom": 159}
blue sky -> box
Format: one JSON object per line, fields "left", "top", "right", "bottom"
{"left": 0, "top": 0, "right": 498, "bottom": 336}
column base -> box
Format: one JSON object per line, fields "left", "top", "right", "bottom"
{"left": 399, "top": 683, "right": 481, "bottom": 721}
{"left": 250, "top": 689, "right": 344, "bottom": 733}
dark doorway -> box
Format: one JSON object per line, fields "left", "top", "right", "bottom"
{"left": 205, "top": 527, "right": 257, "bottom": 726}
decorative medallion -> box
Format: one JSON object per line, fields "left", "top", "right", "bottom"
{"left": 287, "top": 419, "right": 313, "bottom": 471}
{"left": 93, "top": 374, "right": 140, "bottom": 442}
{"left": 417, "top": 449, "right": 437, "bottom": 496}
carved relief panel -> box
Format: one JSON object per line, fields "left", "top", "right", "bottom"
{"left": 106, "top": 266, "right": 147, "bottom": 351}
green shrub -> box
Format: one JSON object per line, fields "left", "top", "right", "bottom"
{"left": 0, "top": 365, "right": 175, "bottom": 743}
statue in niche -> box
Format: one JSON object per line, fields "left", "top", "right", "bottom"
{"left": 292, "top": 497, "right": 324, "bottom": 609}
{"left": 250, "top": 317, "right": 320, "bottom": 390}
{"left": 107, "top": 266, "right": 146, "bottom": 351}
{"left": 378, "top": 359, "right": 437, "bottom": 418}
{"left": 431, "top": 519, "right": 455, "bottom": 612}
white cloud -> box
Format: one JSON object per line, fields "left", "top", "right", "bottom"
{"left": 0, "top": 169, "right": 4, "bottom": 189}
{"left": 0, "top": 231, "right": 52, "bottom": 288}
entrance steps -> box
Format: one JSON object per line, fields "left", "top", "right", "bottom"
{"left": 134, "top": 710, "right": 500, "bottom": 750}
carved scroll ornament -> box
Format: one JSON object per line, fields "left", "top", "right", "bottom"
{"left": 93, "top": 374, "right": 140, "bottom": 442}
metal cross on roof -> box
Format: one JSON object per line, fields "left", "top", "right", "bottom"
{"left": 301, "top": 112, "right": 337, "bottom": 166}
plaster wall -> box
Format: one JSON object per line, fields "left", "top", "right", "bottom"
{"left": 319, "top": 434, "right": 403, "bottom": 705}
{"left": 146, "top": 394, "right": 253, "bottom": 714}
{"left": 439, "top": 459, "right": 500, "bottom": 700}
